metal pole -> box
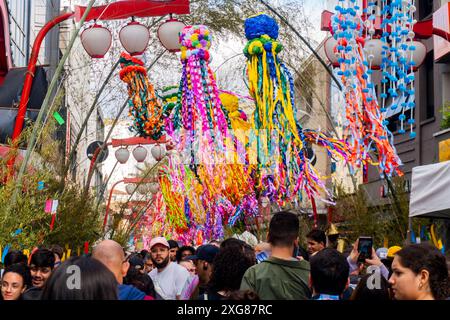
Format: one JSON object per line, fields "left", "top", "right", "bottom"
{"left": 103, "top": 179, "right": 124, "bottom": 231}
{"left": 96, "top": 160, "right": 119, "bottom": 209}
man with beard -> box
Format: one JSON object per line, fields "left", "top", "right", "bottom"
{"left": 22, "top": 248, "right": 55, "bottom": 300}
{"left": 148, "top": 237, "right": 190, "bottom": 300}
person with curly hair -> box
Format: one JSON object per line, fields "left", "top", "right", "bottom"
{"left": 389, "top": 243, "right": 450, "bottom": 300}
{"left": 199, "top": 246, "right": 254, "bottom": 300}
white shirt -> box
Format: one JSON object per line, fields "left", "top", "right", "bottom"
{"left": 149, "top": 262, "right": 190, "bottom": 300}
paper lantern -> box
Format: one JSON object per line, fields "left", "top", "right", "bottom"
{"left": 157, "top": 17, "right": 186, "bottom": 52}
{"left": 80, "top": 24, "right": 112, "bottom": 58}
{"left": 409, "top": 40, "right": 427, "bottom": 71}
{"left": 115, "top": 147, "right": 130, "bottom": 164}
{"left": 324, "top": 36, "right": 339, "bottom": 67}
{"left": 364, "top": 38, "right": 384, "bottom": 69}
{"left": 149, "top": 182, "right": 160, "bottom": 194}
{"left": 151, "top": 144, "right": 166, "bottom": 161}
{"left": 125, "top": 184, "right": 136, "bottom": 195}
{"left": 137, "top": 183, "right": 149, "bottom": 195}
{"left": 119, "top": 21, "right": 150, "bottom": 56}
{"left": 132, "top": 146, "right": 147, "bottom": 162}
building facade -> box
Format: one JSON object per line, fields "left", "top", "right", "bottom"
{"left": 363, "top": 0, "right": 450, "bottom": 208}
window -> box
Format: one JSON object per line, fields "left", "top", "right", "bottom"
{"left": 419, "top": 0, "right": 434, "bottom": 20}
{"left": 7, "top": 0, "right": 31, "bottom": 67}
{"left": 425, "top": 52, "right": 435, "bottom": 119}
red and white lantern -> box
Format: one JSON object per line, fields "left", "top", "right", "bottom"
{"left": 115, "top": 147, "right": 130, "bottom": 164}
{"left": 324, "top": 36, "right": 339, "bottom": 68}
{"left": 132, "top": 145, "right": 147, "bottom": 162}
{"left": 151, "top": 144, "right": 166, "bottom": 161}
{"left": 80, "top": 24, "right": 112, "bottom": 58}
{"left": 364, "top": 38, "right": 384, "bottom": 69}
{"left": 119, "top": 21, "right": 150, "bottom": 56}
{"left": 157, "top": 17, "right": 186, "bottom": 52}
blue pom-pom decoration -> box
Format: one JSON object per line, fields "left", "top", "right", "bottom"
{"left": 245, "top": 14, "right": 279, "bottom": 40}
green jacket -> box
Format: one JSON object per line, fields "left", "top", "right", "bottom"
{"left": 240, "top": 256, "right": 311, "bottom": 300}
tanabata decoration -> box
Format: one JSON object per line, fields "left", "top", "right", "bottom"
{"left": 159, "top": 85, "right": 180, "bottom": 135}
{"left": 219, "top": 92, "right": 252, "bottom": 135}
{"left": 243, "top": 13, "right": 349, "bottom": 207}
{"left": 152, "top": 25, "right": 259, "bottom": 244}
{"left": 172, "top": 25, "right": 231, "bottom": 157}
{"left": 373, "top": 0, "right": 418, "bottom": 136}
{"left": 119, "top": 52, "right": 164, "bottom": 140}
{"left": 330, "top": 2, "right": 403, "bottom": 177}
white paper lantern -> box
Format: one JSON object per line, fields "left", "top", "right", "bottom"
{"left": 137, "top": 183, "right": 149, "bottom": 194}
{"left": 157, "top": 17, "right": 186, "bottom": 52}
{"left": 324, "top": 36, "right": 339, "bottom": 67}
{"left": 151, "top": 144, "right": 166, "bottom": 161}
{"left": 115, "top": 147, "right": 130, "bottom": 164}
{"left": 125, "top": 184, "right": 136, "bottom": 195}
{"left": 364, "top": 38, "right": 384, "bottom": 69}
{"left": 409, "top": 40, "right": 427, "bottom": 70}
{"left": 119, "top": 21, "right": 150, "bottom": 56}
{"left": 80, "top": 24, "right": 112, "bottom": 58}
{"left": 132, "top": 145, "right": 147, "bottom": 162}
{"left": 149, "top": 182, "right": 160, "bottom": 194}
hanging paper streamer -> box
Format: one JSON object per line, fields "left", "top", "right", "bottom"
{"left": 174, "top": 24, "right": 230, "bottom": 155}
{"left": 37, "top": 181, "right": 44, "bottom": 191}
{"left": 44, "top": 199, "right": 53, "bottom": 213}
{"left": 243, "top": 13, "right": 349, "bottom": 204}
{"left": 374, "top": 0, "right": 417, "bottom": 137}
{"left": 53, "top": 111, "right": 65, "bottom": 125}
{"left": 51, "top": 200, "right": 59, "bottom": 214}
{"left": 330, "top": 1, "right": 403, "bottom": 177}
{"left": 1, "top": 244, "right": 10, "bottom": 263}
{"left": 120, "top": 52, "right": 164, "bottom": 140}
{"left": 50, "top": 214, "right": 56, "bottom": 231}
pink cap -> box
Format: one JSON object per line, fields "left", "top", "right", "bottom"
{"left": 149, "top": 237, "right": 170, "bottom": 249}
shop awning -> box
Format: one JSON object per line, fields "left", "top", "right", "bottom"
{"left": 409, "top": 160, "right": 450, "bottom": 219}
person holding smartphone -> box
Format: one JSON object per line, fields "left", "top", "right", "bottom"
{"left": 346, "top": 237, "right": 390, "bottom": 280}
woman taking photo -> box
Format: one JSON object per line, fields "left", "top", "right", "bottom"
{"left": 389, "top": 243, "right": 449, "bottom": 300}
{"left": 1, "top": 264, "right": 31, "bottom": 300}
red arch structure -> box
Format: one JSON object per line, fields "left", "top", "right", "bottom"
{"left": 0, "top": 0, "right": 13, "bottom": 85}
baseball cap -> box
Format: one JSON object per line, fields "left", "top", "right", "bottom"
{"left": 186, "top": 245, "right": 219, "bottom": 263}
{"left": 149, "top": 237, "right": 170, "bottom": 250}
{"left": 376, "top": 247, "right": 388, "bottom": 260}
{"left": 387, "top": 245, "right": 402, "bottom": 258}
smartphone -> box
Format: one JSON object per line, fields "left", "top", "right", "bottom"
{"left": 256, "top": 251, "right": 269, "bottom": 263}
{"left": 357, "top": 236, "right": 373, "bottom": 263}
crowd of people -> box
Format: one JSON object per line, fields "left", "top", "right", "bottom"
{"left": 1, "top": 211, "right": 449, "bottom": 300}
